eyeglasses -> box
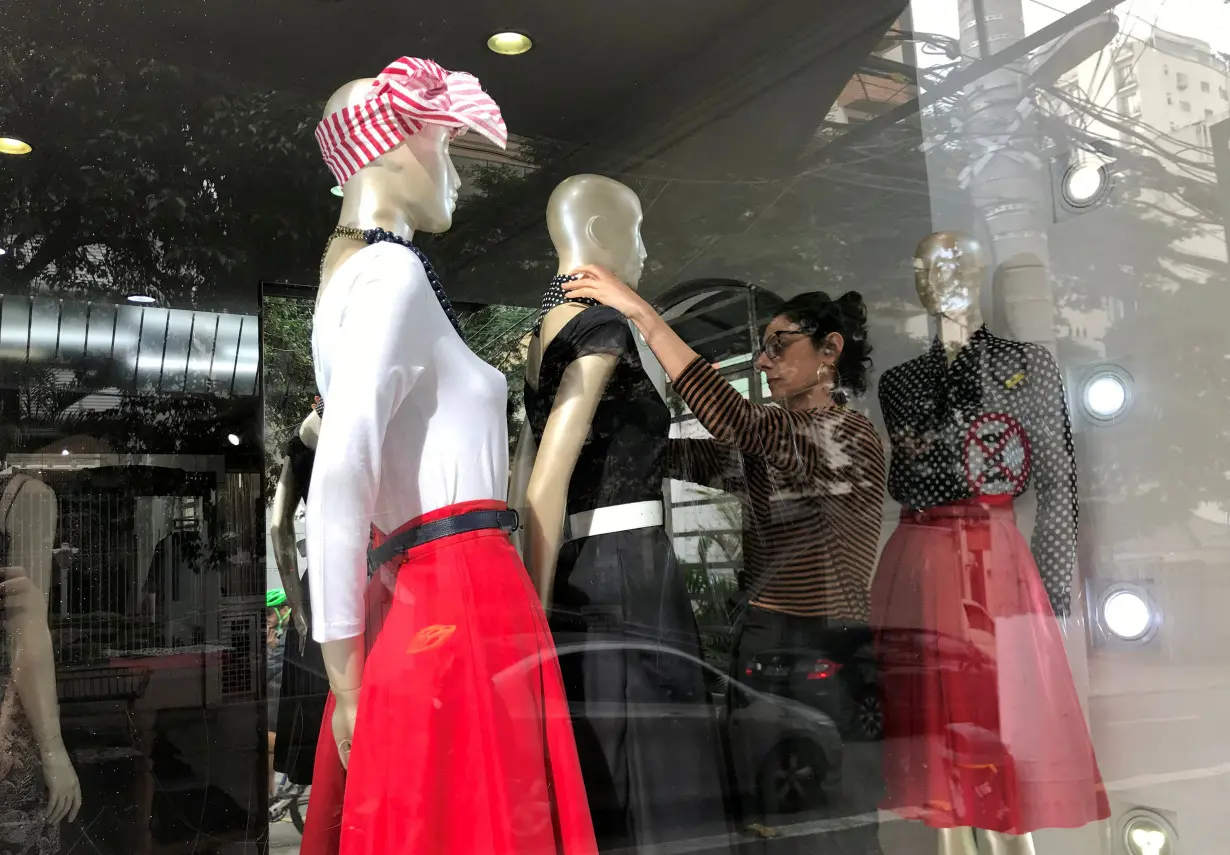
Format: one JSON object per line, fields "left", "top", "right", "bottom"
{"left": 754, "top": 329, "right": 811, "bottom": 363}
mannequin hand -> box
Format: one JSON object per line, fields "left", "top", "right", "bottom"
{"left": 41, "top": 742, "right": 82, "bottom": 823}
{"left": 1, "top": 566, "right": 35, "bottom": 619}
{"left": 563, "top": 265, "right": 652, "bottom": 324}
{"left": 331, "top": 688, "right": 360, "bottom": 769}
{"left": 294, "top": 612, "right": 309, "bottom": 656}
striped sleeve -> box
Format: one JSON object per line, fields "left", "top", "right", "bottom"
{"left": 673, "top": 356, "right": 856, "bottom": 481}
{"left": 665, "top": 437, "right": 741, "bottom": 492}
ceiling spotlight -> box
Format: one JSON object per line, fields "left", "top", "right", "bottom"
{"left": 0, "top": 137, "right": 32, "bottom": 156}
{"left": 330, "top": 185, "right": 344, "bottom": 198}
{"left": 61, "top": 449, "right": 69, "bottom": 456}
{"left": 1063, "top": 162, "right": 1110, "bottom": 207}
{"left": 0, "top": 248, "right": 6, "bottom": 256}
{"left": 127, "top": 294, "right": 156, "bottom": 304}
{"left": 226, "top": 433, "right": 241, "bottom": 446}
{"left": 1101, "top": 585, "right": 1156, "bottom": 642}
{"left": 1082, "top": 370, "right": 1130, "bottom": 421}
{"left": 487, "top": 31, "right": 533, "bottom": 56}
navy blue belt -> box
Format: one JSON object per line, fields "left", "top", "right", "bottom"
{"left": 367, "top": 508, "right": 520, "bottom": 575}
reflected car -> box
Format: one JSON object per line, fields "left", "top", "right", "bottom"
{"left": 739, "top": 625, "right": 884, "bottom": 742}
{"left": 500, "top": 639, "right": 843, "bottom": 825}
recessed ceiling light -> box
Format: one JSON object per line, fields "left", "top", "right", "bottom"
{"left": 330, "top": 185, "right": 344, "bottom": 197}
{"left": 487, "top": 31, "right": 533, "bottom": 56}
{"left": 127, "top": 294, "right": 156, "bottom": 304}
{"left": 0, "top": 137, "right": 32, "bottom": 155}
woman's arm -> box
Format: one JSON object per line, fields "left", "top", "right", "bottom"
{"left": 564, "top": 266, "right": 846, "bottom": 477}
{"left": 269, "top": 454, "right": 309, "bottom": 651}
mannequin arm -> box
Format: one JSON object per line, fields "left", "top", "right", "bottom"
{"left": 524, "top": 352, "right": 618, "bottom": 607}
{"left": 270, "top": 457, "right": 309, "bottom": 649}
{"left": 4, "top": 477, "right": 65, "bottom": 754}
{"left": 508, "top": 421, "right": 537, "bottom": 560}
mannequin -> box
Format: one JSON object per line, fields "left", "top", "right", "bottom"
{"left": 512, "top": 173, "right": 647, "bottom": 604}
{"left": 871, "top": 232, "right": 1108, "bottom": 855}
{"left": 0, "top": 467, "right": 83, "bottom": 853}
{"left": 510, "top": 174, "right": 729, "bottom": 851}
{"left": 268, "top": 404, "right": 331, "bottom": 795}
{"left": 269, "top": 407, "right": 319, "bottom": 650}
{"left": 300, "top": 58, "right": 596, "bottom": 855}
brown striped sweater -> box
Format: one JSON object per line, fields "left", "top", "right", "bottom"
{"left": 668, "top": 357, "right": 886, "bottom": 621}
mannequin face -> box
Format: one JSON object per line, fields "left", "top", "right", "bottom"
{"left": 606, "top": 210, "right": 647, "bottom": 288}
{"left": 375, "top": 124, "right": 461, "bottom": 234}
{"left": 913, "top": 231, "right": 985, "bottom": 317}
{"left": 755, "top": 314, "right": 842, "bottom": 405}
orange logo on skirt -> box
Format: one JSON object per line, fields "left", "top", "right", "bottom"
{"left": 407, "top": 624, "right": 457, "bottom": 654}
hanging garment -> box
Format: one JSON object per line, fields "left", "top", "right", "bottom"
{"left": 524, "top": 304, "right": 731, "bottom": 850}
{"left": 871, "top": 327, "right": 1108, "bottom": 833}
{"left": 272, "top": 435, "right": 330, "bottom": 786}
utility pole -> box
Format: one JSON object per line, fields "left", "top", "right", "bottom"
{"left": 958, "top": 0, "right": 1058, "bottom": 354}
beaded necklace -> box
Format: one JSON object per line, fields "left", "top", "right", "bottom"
{"left": 533, "top": 273, "right": 600, "bottom": 334}
{"left": 319, "top": 226, "right": 465, "bottom": 341}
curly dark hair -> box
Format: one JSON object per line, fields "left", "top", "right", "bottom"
{"left": 774, "top": 290, "right": 873, "bottom": 402}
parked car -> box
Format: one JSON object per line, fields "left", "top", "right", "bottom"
{"left": 516, "top": 639, "right": 844, "bottom": 824}
{"left": 740, "top": 624, "right": 884, "bottom": 742}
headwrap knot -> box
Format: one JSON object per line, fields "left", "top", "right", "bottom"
{"left": 316, "top": 56, "right": 507, "bottom": 187}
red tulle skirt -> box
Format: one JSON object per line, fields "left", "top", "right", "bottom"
{"left": 300, "top": 500, "right": 597, "bottom": 855}
{"left": 869, "top": 497, "right": 1109, "bottom": 834}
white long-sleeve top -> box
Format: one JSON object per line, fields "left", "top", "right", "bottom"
{"left": 306, "top": 241, "right": 509, "bottom": 644}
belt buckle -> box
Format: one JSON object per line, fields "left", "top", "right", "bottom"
{"left": 502, "top": 508, "right": 521, "bottom": 533}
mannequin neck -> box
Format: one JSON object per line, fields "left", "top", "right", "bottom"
{"left": 336, "top": 182, "right": 416, "bottom": 241}
{"left": 555, "top": 249, "right": 638, "bottom": 292}
{"left": 935, "top": 307, "right": 983, "bottom": 363}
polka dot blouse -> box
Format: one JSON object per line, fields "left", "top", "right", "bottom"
{"left": 878, "top": 325, "right": 1079, "bottom": 617}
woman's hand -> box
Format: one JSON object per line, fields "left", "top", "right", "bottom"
{"left": 41, "top": 742, "right": 82, "bottom": 823}
{"left": 331, "top": 687, "right": 360, "bottom": 769}
{"left": 563, "top": 265, "right": 652, "bottom": 324}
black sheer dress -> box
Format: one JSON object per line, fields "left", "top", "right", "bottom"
{"left": 271, "top": 435, "right": 331, "bottom": 786}
{"left": 524, "top": 304, "right": 731, "bottom": 851}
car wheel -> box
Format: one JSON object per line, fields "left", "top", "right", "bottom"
{"left": 757, "top": 738, "right": 830, "bottom": 817}
{"left": 854, "top": 689, "right": 884, "bottom": 741}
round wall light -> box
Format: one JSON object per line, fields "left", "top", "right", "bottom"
{"left": 1100, "top": 584, "right": 1158, "bottom": 643}
{"left": 227, "top": 433, "right": 241, "bottom": 447}
{"left": 1121, "top": 808, "right": 1176, "bottom": 855}
{"left": 1062, "top": 162, "right": 1111, "bottom": 208}
{"left": 487, "top": 31, "right": 533, "bottom": 56}
{"left": 127, "top": 294, "right": 156, "bottom": 304}
{"left": 1081, "top": 368, "right": 1131, "bottom": 422}
{"left": 0, "top": 137, "right": 33, "bottom": 156}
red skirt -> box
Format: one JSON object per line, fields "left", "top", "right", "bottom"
{"left": 869, "top": 497, "right": 1109, "bottom": 834}
{"left": 300, "top": 500, "right": 598, "bottom": 855}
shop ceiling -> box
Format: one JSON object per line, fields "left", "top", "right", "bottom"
{"left": 1, "top": 0, "right": 928, "bottom": 312}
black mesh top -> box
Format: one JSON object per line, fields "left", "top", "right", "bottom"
{"left": 524, "top": 305, "right": 671, "bottom": 514}
{"left": 878, "top": 325, "right": 1078, "bottom": 616}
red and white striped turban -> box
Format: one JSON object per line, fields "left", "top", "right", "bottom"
{"left": 316, "top": 57, "right": 508, "bottom": 187}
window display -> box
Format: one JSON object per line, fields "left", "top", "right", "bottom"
{"left": 3, "top": 1, "right": 1229, "bottom": 854}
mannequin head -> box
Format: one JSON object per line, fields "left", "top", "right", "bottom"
{"left": 547, "top": 175, "right": 646, "bottom": 288}
{"left": 913, "top": 231, "right": 986, "bottom": 319}
{"left": 325, "top": 79, "right": 461, "bottom": 234}
{"left": 755, "top": 291, "right": 872, "bottom": 408}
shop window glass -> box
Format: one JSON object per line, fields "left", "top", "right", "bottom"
{"left": 3, "top": 0, "right": 1229, "bottom": 853}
